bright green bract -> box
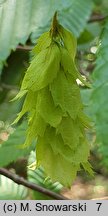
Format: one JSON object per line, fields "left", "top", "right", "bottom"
{"left": 13, "top": 18, "right": 93, "bottom": 187}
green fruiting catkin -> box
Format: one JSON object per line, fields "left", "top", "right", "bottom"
{"left": 12, "top": 13, "right": 93, "bottom": 187}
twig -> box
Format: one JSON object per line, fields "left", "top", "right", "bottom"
{"left": 17, "top": 45, "right": 33, "bottom": 51}
{"left": 88, "top": 15, "right": 108, "bottom": 23}
{"left": 0, "top": 168, "right": 68, "bottom": 200}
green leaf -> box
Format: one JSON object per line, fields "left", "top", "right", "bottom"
{"left": 56, "top": 117, "right": 82, "bottom": 149}
{"left": 11, "top": 90, "right": 27, "bottom": 102}
{"left": 82, "top": 162, "right": 94, "bottom": 176}
{"left": 21, "top": 44, "right": 61, "bottom": 91}
{"left": 0, "top": 175, "right": 28, "bottom": 200}
{"left": 50, "top": 69, "right": 82, "bottom": 119}
{"left": 36, "top": 88, "right": 63, "bottom": 127}
{"left": 78, "top": 29, "right": 94, "bottom": 45}
{"left": 58, "top": 0, "right": 93, "bottom": 37}
{"left": 32, "top": 32, "right": 51, "bottom": 55}
{"left": 36, "top": 140, "right": 80, "bottom": 187}
{"left": 40, "top": 126, "right": 90, "bottom": 164}
{"left": 58, "top": 25, "right": 77, "bottom": 60}
{"left": 12, "top": 91, "right": 36, "bottom": 124}
{"left": 91, "top": 19, "right": 108, "bottom": 166}
{"left": 0, "top": 122, "right": 35, "bottom": 167}
{"left": 60, "top": 47, "right": 91, "bottom": 87}
{"left": 24, "top": 113, "right": 47, "bottom": 147}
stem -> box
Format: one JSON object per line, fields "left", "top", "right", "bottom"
{"left": 50, "top": 11, "right": 59, "bottom": 38}
{"left": 0, "top": 168, "right": 68, "bottom": 200}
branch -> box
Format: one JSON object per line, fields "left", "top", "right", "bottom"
{"left": 0, "top": 168, "right": 68, "bottom": 200}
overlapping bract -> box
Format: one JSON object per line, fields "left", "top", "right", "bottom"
{"left": 13, "top": 24, "right": 92, "bottom": 187}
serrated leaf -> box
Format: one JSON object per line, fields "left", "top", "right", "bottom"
{"left": 32, "top": 31, "right": 51, "bottom": 55}
{"left": 40, "top": 126, "right": 90, "bottom": 164}
{"left": 24, "top": 112, "right": 47, "bottom": 147}
{"left": 21, "top": 44, "right": 61, "bottom": 91}
{"left": 12, "top": 91, "right": 36, "bottom": 124}
{"left": 36, "top": 140, "right": 80, "bottom": 187}
{"left": 50, "top": 69, "right": 82, "bottom": 119}
{"left": 56, "top": 117, "right": 82, "bottom": 149}
{"left": 60, "top": 47, "right": 91, "bottom": 87}
{"left": 59, "top": 25, "right": 77, "bottom": 60}
{"left": 36, "top": 87, "right": 63, "bottom": 127}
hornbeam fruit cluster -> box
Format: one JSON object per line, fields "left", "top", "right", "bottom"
{"left": 13, "top": 15, "right": 93, "bottom": 187}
